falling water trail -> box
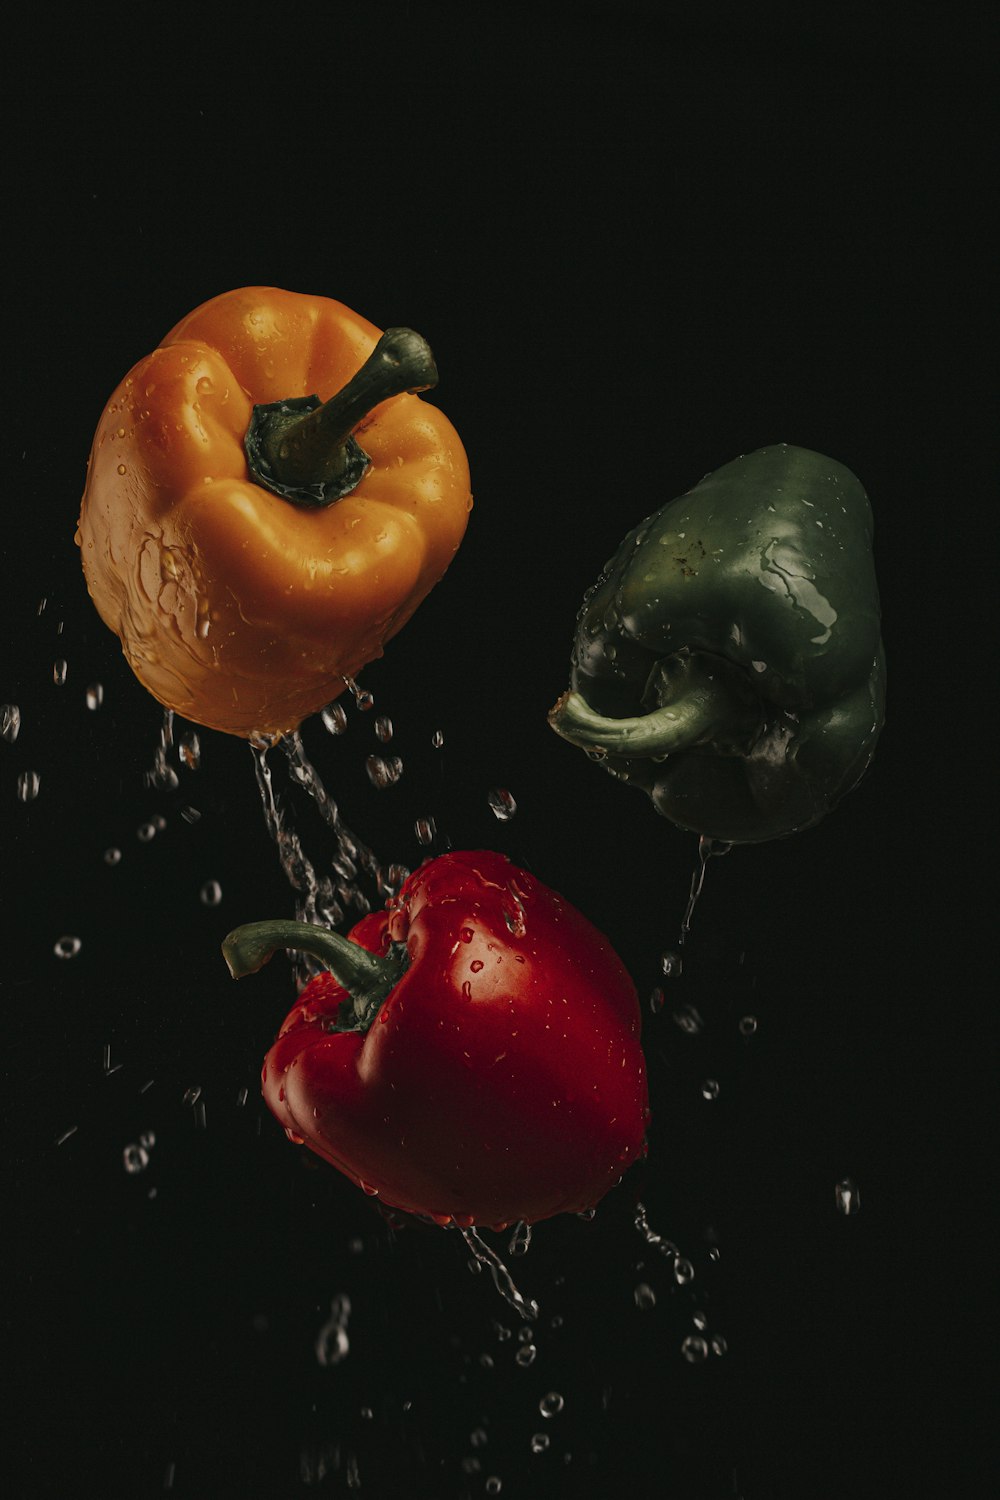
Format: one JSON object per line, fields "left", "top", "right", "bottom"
{"left": 678, "top": 835, "right": 733, "bottom": 946}
{"left": 508, "top": 1220, "right": 532, "bottom": 1257}
{"left": 250, "top": 741, "right": 341, "bottom": 987}
{"left": 460, "top": 1227, "right": 539, "bottom": 1321}
{"left": 634, "top": 1201, "right": 680, "bottom": 1265}
{"left": 280, "top": 731, "right": 383, "bottom": 888}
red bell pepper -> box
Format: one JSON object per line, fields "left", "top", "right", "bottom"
{"left": 223, "top": 850, "right": 649, "bottom": 1229}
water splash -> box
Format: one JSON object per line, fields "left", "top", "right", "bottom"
{"left": 146, "top": 708, "right": 179, "bottom": 790}
{"left": 459, "top": 1226, "right": 539, "bottom": 1321}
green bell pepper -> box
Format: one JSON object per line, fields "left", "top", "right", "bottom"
{"left": 548, "top": 444, "right": 886, "bottom": 844}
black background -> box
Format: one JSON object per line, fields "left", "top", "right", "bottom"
{"left": 5, "top": 5, "right": 996, "bottom": 1498}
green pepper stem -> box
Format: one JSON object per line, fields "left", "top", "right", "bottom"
{"left": 548, "top": 653, "right": 763, "bottom": 759}
{"left": 245, "top": 328, "right": 438, "bottom": 508}
{"left": 222, "top": 918, "right": 406, "bottom": 1030}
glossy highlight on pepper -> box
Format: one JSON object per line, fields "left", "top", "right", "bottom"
{"left": 76, "top": 287, "right": 472, "bottom": 737}
{"left": 549, "top": 445, "right": 885, "bottom": 843}
{"left": 222, "top": 851, "right": 650, "bottom": 1229}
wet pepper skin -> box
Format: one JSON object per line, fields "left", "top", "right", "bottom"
{"left": 552, "top": 445, "right": 885, "bottom": 843}
{"left": 76, "top": 287, "right": 472, "bottom": 738}
{"left": 260, "top": 852, "right": 649, "bottom": 1229}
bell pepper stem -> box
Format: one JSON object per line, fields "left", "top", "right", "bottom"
{"left": 245, "top": 327, "right": 438, "bottom": 507}
{"left": 548, "top": 653, "right": 763, "bottom": 759}
{"left": 222, "top": 918, "right": 406, "bottom": 1029}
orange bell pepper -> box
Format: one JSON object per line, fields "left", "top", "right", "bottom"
{"left": 76, "top": 286, "right": 472, "bottom": 738}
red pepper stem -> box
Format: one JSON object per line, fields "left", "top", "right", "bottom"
{"left": 222, "top": 919, "right": 405, "bottom": 1027}
{"left": 245, "top": 327, "right": 438, "bottom": 507}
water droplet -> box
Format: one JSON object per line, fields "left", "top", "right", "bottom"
{"left": 322, "top": 703, "right": 347, "bottom": 735}
{"left": 116, "top": 463, "right": 127, "bottom": 476}
{"left": 835, "top": 1178, "right": 860, "bottom": 1216}
{"left": 53, "top": 659, "right": 68, "bottom": 686}
{"left": 673, "top": 1257, "right": 695, "bottom": 1285}
{"left": 577, "top": 1207, "right": 596, "bottom": 1221}
{"left": 85, "top": 683, "right": 103, "bottom": 711}
{"left": 539, "top": 1392, "right": 564, "bottom": 1418}
{"left": 479, "top": 1353, "right": 494, "bottom": 1368}
{"left": 431, "top": 729, "right": 444, "bottom": 749}
{"left": 123, "top": 1143, "right": 149, "bottom": 1174}
{"left": 196, "top": 375, "right": 213, "bottom": 396}
{"left": 37, "top": 597, "right": 47, "bottom": 615}
{"left": 180, "top": 805, "right": 201, "bottom": 824}
{"left": 701, "top": 1079, "right": 720, "bottom": 1101}
{"left": 104, "top": 847, "right": 122, "bottom": 865}
{"left": 673, "top": 1004, "right": 703, "bottom": 1034}
{"left": 414, "top": 816, "right": 436, "bottom": 845}
{"left": 182, "top": 1086, "right": 202, "bottom": 1107}
{"left": 2, "top": 704, "right": 21, "bottom": 741}
{"left": 708, "top": 1247, "right": 721, "bottom": 1263}
{"left": 634, "top": 1282, "right": 657, "bottom": 1310}
{"left": 738, "top": 1015, "right": 758, "bottom": 1037}
{"left": 366, "top": 755, "right": 393, "bottom": 788}
{"left": 139, "top": 1131, "right": 155, "bottom": 1149}
{"left": 374, "top": 715, "right": 393, "bottom": 742}
{"left": 515, "top": 1343, "right": 537, "bottom": 1367}
{"left": 15, "top": 769, "right": 39, "bottom": 801}
{"left": 316, "top": 1324, "right": 349, "bottom": 1366}
{"left": 488, "top": 788, "right": 517, "bottom": 820}
{"left": 711, "top": 1335, "right": 728, "bottom": 1356}
{"left": 199, "top": 880, "right": 222, "bottom": 906}
{"left": 692, "top": 1310, "right": 707, "bottom": 1330}
{"left": 485, "top": 1477, "right": 502, "bottom": 1495}
{"left": 470, "top": 1428, "right": 487, "bottom": 1448}
{"left": 54, "top": 935, "right": 81, "bottom": 959}
{"left": 153, "top": 815, "right": 167, "bottom": 831}
{"left": 649, "top": 986, "right": 665, "bottom": 1013}
{"left": 681, "top": 1335, "right": 709, "bottom": 1363}
{"left": 387, "top": 863, "right": 411, "bottom": 890}
{"left": 137, "top": 822, "right": 157, "bottom": 841}
{"left": 661, "top": 949, "right": 683, "bottom": 978}
{"left": 530, "top": 1434, "right": 550, "bottom": 1454}
{"left": 179, "top": 732, "right": 201, "bottom": 770}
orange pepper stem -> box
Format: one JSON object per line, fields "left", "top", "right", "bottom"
{"left": 244, "top": 327, "right": 439, "bottom": 509}
{"left": 222, "top": 918, "right": 408, "bottom": 1032}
